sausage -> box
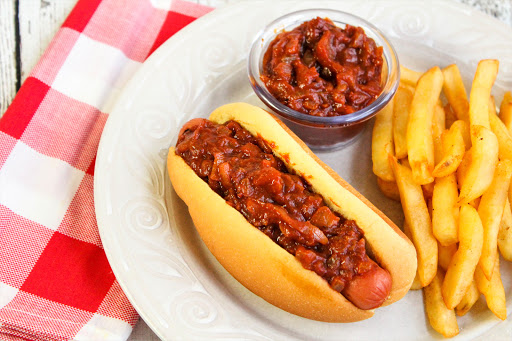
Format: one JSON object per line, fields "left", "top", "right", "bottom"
{"left": 167, "top": 103, "right": 418, "bottom": 322}
{"left": 342, "top": 259, "right": 392, "bottom": 310}
{"left": 178, "top": 117, "right": 205, "bottom": 137}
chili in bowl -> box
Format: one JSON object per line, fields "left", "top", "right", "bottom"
{"left": 248, "top": 9, "right": 399, "bottom": 151}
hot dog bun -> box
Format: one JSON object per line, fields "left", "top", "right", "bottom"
{"left": 167, "top": 102, "right": 417, "bottom": 322}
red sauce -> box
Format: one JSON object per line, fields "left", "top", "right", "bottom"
{"left": 261, "top": 17, "right": 383, "bottom": 117}
{"left": 176, "top": 119, "right": 378, "bottom": 294}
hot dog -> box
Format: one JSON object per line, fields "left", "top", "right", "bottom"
{"left": 167, "top": 103, "right": 417, "bottom": 322}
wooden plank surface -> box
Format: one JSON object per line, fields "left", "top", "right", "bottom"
{"left": 0, "top": 0, "right": 18, "bottom": 115}
{"left": 1, "top": 0, "right": 77, "bottom": 116}
{"left": 18, "top": 0, "right": 77, "bottom": 83}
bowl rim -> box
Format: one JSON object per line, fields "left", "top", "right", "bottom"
{"left": 247, "top": 8, "right": 400, "bottom": 126}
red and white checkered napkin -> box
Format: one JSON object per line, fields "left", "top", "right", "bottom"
{"left": 0, "top": 0, "right": 212, "bottom": 340}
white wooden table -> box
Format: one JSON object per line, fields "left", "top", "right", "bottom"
{"left": 0, "top": 0, "right": 511, "bottom": 340}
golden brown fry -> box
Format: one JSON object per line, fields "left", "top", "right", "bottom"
{"left": 411, "top": 275, "right": 423, "bottom": 290}
{"left": 478, "top": 159, "right": 512, "bottom": 279}
{"left": 433, "top": 134, "right": 445, "bottom": 174}
{"left": 489, "top": 97, "right": 512, "bottom": 161}
{"left": 452, "top": 120, "right": 471, "bottom": 151}
{"left": 422, "top": 182, "right": 435, "bottom": 201}
{"left": 424, "top": 270, "right": 459, "bottom": 338}
{"left": 509, "top": 172, "right": 512, "bottom": 209}
{"left": 427, "top": 197, "right": 433, "bottom": 219}
{"left": 432, "top": 122, "right": 466, "bottom": 178}
{"left": 377, "top": 177, "right": 401, "bottom": 202}
{"left": 407, "top": 67, "right": 444, "bottom": 185}
{"left": 433, "top": 103, "right": 446, "bottom": 141}
{"left": 399, "top": 83, "right": 417, "bottom": 96}
{"left": 499, "top": 91, "right": 512, "bottom": 134}
{"left": 442, "top": 64, "right": 469, "bottom": 124}
{"left": 390, "top": 156, "right": 438, "bottom": 286}
{"left": 485, "top": 265, "right": 507, "bottom": 321}
{"left": 438, "top": 243, "right": 457, "bottom": 272}
{"left": 475, "top": 258, "right": 507, "bottom": 320}
{"left": 433, "top": 137, "right": 444, "bottom": 172}
{"left": 432, "top": 104, "right": 446, "bottom": 167}
{"left": 432, "top": 174, "right": 459, "bottom": 246}
{"left": 456, "top": 148, "right": 472, "bottom": 190}
{"left": 489, "top": 95, "right": 497, "bottom": 116}
{"left": 393, "top": 85, "right": 413, "bottom": 159}
{"left": 433, "top": 121, "right": 461, "bottom": 246}
{"left": 458, "top": 125, "right": 499, "bottom": 205}
{"left": 372, "top": 101, "right": 395, "bottom": 181}
{"left": 400, "top": 65, "right": 423, "bottom": 87}
{"left": 400, "top": 157, "right": 411, "bottom": 169}
{"left": 444, "top": 103, "right": 458, "bottom": 129}
{"left": 455, "top": 280, "right": 480, "bottom": 316}
{"left": 403, "top": 221, "right": 422, "bottom": 290}
{"left": 498, "top": 198, "right": 512, "bottom": 261}
{"left": 442, "top": 204, "right": 484, "bottom": 309}
{"left": 469, "top": 197, "right": 481, "bottom": 210}
{"left": 468, "top": 60, "right": 499, "bottom": 131}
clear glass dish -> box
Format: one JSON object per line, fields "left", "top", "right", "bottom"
{"left": 248, "top": 9, "right": 400, "bottom": 151}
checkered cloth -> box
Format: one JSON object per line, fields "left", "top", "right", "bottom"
{"left": 0, "top": 0, "right": 212, "bottom": 340}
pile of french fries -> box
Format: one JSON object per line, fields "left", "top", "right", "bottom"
{"left": 372, "top": 60, "right": 512, "bottom": 338}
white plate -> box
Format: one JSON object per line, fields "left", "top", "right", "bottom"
{"left": 95, "top": 1, "right": 512, "bottom": 340}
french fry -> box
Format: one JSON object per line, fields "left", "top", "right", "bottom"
{"left": 407, "top": 66, "right": 444, "bottom": 185}
{"left": 432, "top": 104, "right": 446, "bottom": 166}
{"left": 456, "top": 147, "right": 472, "bottom": 190}
{"left": 372, "top": 101, "right": 395, "bottom": 181}
{"left": 444, "top": 103, "right": 458, "bottom": 129}
{"left": 390, "top": 156, "right": 438, "bottom": 286}
{"left": 452, "top": 119, "right": 471, "bottom": 150}
{"left": 432, "top": 121, "right": 459, "bottom": 246}
{"left": 468, "top": 60, "right": 499, "bottom": 131}
{"left": 489, "top": 97, "right": 512, "bottom": 161}
{"left": 442, "top": 204, "right": 484, "bottom": 309}
{"left": 403, "top": 221, "right": 422, "bottom": 290}
{"left": 475, "top": 258, "right": 507, "bottom": 320}
{"left": 400, "top": 65, "right": 422, "bottom": 86}
{"left": 433, "top": 103, "right": 446, "bottom": 141}
{"left": 393, "top": 85, "right": 413, "bottom": 159}
{"left": 438, "top": 243, "right": 457, "bottom": 271}
{"left": 422, "top": 182, "right": 435, "bottom": 201}
{"left": 377, "top": 177, "right": 401, "bottom": 202}
{"left": 455, "top": 280, "right": 480, "bottom": 316}
{"left": 432, "top": 173, "right": 459, "bottom": 246}
{"left": 424, "top": 270, "right": 459, "bottom": 338}
{"left": 499, "top": 91, "right": 512, "bottom": 134}
{"left": 442, "top": 64, "right": 469, "bottom": 124}
{"left": 509, "top": 171, "right": 512, "bottom": 208}
{"left": 458, "top": 125, "right": 499, "bottom": 205}
{"left": 489, "top": 95, "right": 497, "bottom": 115}
{"left": 478, "top": 159, "right": 512, "bottom": 279}
{"left": 372, "top": 60, "right": 510, "bottom": 337}
{"left": 498, "top": 198, "right": 512, "bottom": 261}
{"left": 400, "top": 157, "right": 411, "bottom": 169}
{"left": 432, "top": 122, "right": 466, "bottom": 178}
{"left": 469, "top": 197, "right": 481, "bottom": 210}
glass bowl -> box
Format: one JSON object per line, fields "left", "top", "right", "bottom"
{"left": 248, "top": 9, "right": 400, "bottom": 151}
